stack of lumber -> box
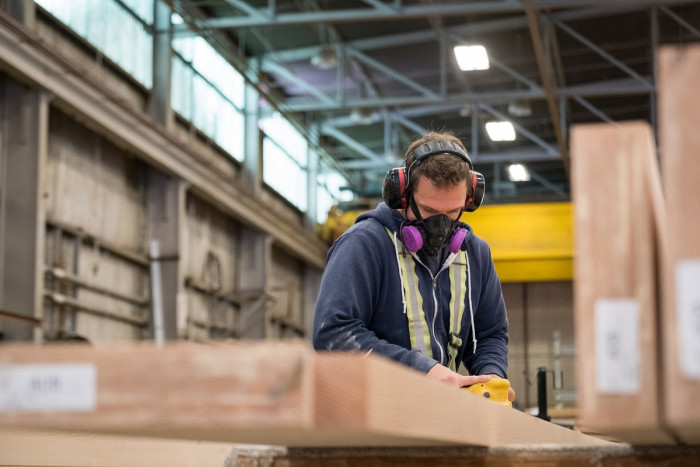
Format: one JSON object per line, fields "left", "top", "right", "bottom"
{"left": 571, "top": 44, "right": 700, "bottom": 444}
{"left": 658, "top": 45, "right": 700, "bottom": 445}
{"left": 0, "top": 341, "right": 607, "bottom": 448}
{"left": 571, "top": 121, "right": 670, "bottom": 444}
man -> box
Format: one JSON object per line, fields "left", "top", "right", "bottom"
{"left": 313, "top": 131, "right": 513, "bottom": 400}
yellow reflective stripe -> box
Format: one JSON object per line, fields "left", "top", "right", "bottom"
{"left": 447, "top": 250, "right": 468, "bottom": 371}
{"left": 400, "top": 252, "right": 432, "bottom": 358}
{"left": 385, "top": 227, "right": 432, "bottom": 358}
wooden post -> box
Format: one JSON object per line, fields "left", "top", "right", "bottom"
{"left": 571, "top": 122, "right": 673, "bottom": 444}
{"left": 658, "top": 45, "right": 700, "bottom": 445}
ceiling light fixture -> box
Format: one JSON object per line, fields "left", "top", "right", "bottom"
{"left": 454, "top": 45, "right": 490, "bottom": 71}
{"left": 506, "top": 163, "right": 531, "bottom": 182}
{"left": 485, "top": 121, "right": 516, "bottom": 141}
{"left": 507, "top": 100, "right": 532, "bottom": 117}
{"left": 311, "top": 46, "right": 337, "bottom": 70}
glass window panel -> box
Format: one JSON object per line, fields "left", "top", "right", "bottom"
{"left": 35, "top": 0, "right": 153, "bottom": 88}
{"left": 315, "top": 162, "right": 354, "bottom": 224}
{"left": 172, "top": 35, "right": 244, "bottom": 109}
{"left": 259, "top": 113, "right": 308, "bottom": 167}
{"left": 263, "top": 138, "right": 308, "bottom": 211}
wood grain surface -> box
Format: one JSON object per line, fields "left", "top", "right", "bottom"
{"left": 571, "top": 121, "right": 673, "bottom": 444}
{"left": 0, "top": 341, "right": 609, "bottom": 448}
{"left": 658, "top": 44, "right": 700, "bottom": 445}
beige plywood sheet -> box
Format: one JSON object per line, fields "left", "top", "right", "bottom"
{"left": 571, "top": 122, "right": 673, "bottom": 444}
{"left": 658, "top": 45, "right": 700, "bottom": 445}
{"left": 0, "top": 341, "right": 609, "bottom": 448}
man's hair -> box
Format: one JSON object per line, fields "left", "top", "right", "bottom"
{"left": 404, "top": 131, "right": 471, "bottom": 189}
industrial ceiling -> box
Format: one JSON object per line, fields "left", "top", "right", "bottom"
{"left": 168, "top": 0, "right": 700, "bottom": 204}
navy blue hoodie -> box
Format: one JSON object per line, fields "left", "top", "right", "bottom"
{"left": 313, "top": 202, "right": 509, "bottom": 377}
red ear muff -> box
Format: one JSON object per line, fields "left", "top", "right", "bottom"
{"left": 465, "top": 172, "right": 485, "bottom": 212}
{"left": 382, "top": 167, "right": 409, "bottom": 209}
{"left": 385, "top": 140, "right": 486, "bottom": 212}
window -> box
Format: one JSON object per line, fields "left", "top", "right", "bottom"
{"left": 35, "top": 0, "right": 153, "bottom": 88}
{"left": 171, "top": 17, "right": 246, "bottom": 161}
{"left": 316, "top": 168, "right": 352, "bottom": 223}
{"left": 260, "top": 113, "right": 309, "bottom": 211}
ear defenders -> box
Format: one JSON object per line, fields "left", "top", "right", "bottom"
{"left": 382, "top": 140, "right": 485, "bottom": 212}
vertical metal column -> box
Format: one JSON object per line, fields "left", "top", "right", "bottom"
{"left": 0, "top": 76, "right": 49, "bottom": 342}
{"left": 147, "top": 170, "right": 185, "bottom": 341}
{"left": 149, "top": 0, "right": 173, "bottom": 129}
{"left": 242, "top": 59, "right": 261, "bottom": 194}
{"left": 306, "top": 123, "right": 319, "bottom": 229}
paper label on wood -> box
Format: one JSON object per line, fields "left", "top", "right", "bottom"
{"left": 676, "top": 260, "right": 700, "bottom": 379}
{"left": 0, "top": 364, "right": 97, "bottom": 412}
{"left": 594, "top": 299, "right": 641, "bottom": 394}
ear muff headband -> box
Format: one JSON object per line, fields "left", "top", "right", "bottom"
{"left": 411, "top": 140, "right": 474, "bottom": 170}
{"left": 382, "top": 140, "right": 485, "bottom": 211}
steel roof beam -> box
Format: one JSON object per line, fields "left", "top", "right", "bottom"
{"left": 346, "top": 46, "right": 439, "bottom": 99}
{"left": 284, "top": 78, "right": 651, "bottom": 111}
{"left": 319, "top": 125, "right": 384, "bottom": 161}
{"left": 260, "top": 60, "right": 335, "bottom": 105}
{"left": 479, "top": 103, "right": 559, "bottom": 156}
{"left": 340, "top": 146, "right": 562, "bottom": 169}
{"left": 391, "top": 113, "right": 428, "bottom": 136}
{"left": 198, "top": 2, "right": 524, "bottom": 29}
{"left": 553, "top": 18, "right": 653, "bottom": 90}
{"left": 529, "top": 168, "right": 568, "bottom": 197}
{"left": 523, "top": 0, "right": 569, "bottom": 174}
{"left": 197, "top": 0, "right": 691, "bottom": 29}
{"left": 659, "top": 5, "right": 700, "bottom": 39}
{"left": 572, "top": 96, "right": 615, "bottom": 123}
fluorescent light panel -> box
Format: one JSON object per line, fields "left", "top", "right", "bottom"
{"left": 454, "top": 45, "right": 490, "bottom": 71}
{"left": 485, "top": 121, "right": 516, "bottom": 142}
{"left": 507, "top": 163, "right": 531, "bottom": 182}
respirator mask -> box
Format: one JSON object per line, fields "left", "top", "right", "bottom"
{"left": 401, "top": 199, "right": 466, "bottom": 257}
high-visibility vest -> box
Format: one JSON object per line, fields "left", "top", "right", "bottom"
{"left": 386, "top": 228, "right": 473, "bottom": 372}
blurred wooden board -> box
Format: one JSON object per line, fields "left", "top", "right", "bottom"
{"left": 571, "top": 122, "right": 673, "bottom": 444}
{"left": 658, "top": 45, "right": 700, "bottom": 445}
{"left": 0, "top": 428, "right": 237, "bottom": 467}
{"left": 0, "top": 341, "right": 609, "bottom": 448}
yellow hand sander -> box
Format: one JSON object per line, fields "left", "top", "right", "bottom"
{"left": 462, "top": 378, "right": 512, "bottom": 407}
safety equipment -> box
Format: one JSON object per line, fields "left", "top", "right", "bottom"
{"left": 382, "top": 140, "right": 485, "bottom": 212}
{"left": 386, "top": 228, "right": 477, "bottom": 371}
{"left": 401, "top": 214, "right": 467, "bottom": 256}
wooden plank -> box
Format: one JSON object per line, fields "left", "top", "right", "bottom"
{"left": 0, "top": 341, "right": 609, "bottom": 447}
{"left": 0, "top": 428, "right": 236, "bottom": 467}
{"left": 658, "top": 45, "right": 700, "bottom": 445}
{"left": 571, "top": 122, "right": 673, "bottom": 444}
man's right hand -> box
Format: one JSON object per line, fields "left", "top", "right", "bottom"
{"left": 426, "top": 363, "right": 491, "bottom": 388}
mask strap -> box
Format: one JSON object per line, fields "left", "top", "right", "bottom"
{"left": 408, "top": 195, "right": 423, "bottom": 222}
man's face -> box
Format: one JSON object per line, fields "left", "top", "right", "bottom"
{"left": 406, "top": 176, "right": 468, "bottom": 221}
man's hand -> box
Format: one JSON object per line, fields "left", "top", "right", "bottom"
{"left": 426, "top": 363, "right": 491, "bottom": 388}
{"left": 426, "top": 365, "right": 516, "bottom": 403}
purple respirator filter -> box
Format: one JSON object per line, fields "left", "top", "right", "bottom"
{"left": 401, "top": 225, "right": 423, "bottom": 253}
{"left": 401, "top": 226, "right": 466, "bottom": 254}
{"left": 449, "top": 227, "right": 467, "bottom": 253}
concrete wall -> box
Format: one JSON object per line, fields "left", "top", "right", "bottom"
{"left": 503, "top": 281, "right": 576, "bottom": 412}
{"left": 0, "top": 8, "right": 326, "bottom": 343}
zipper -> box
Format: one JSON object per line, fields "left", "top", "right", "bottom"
{"left": 411, "top": 254, "right": 450, "bottom": 365}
